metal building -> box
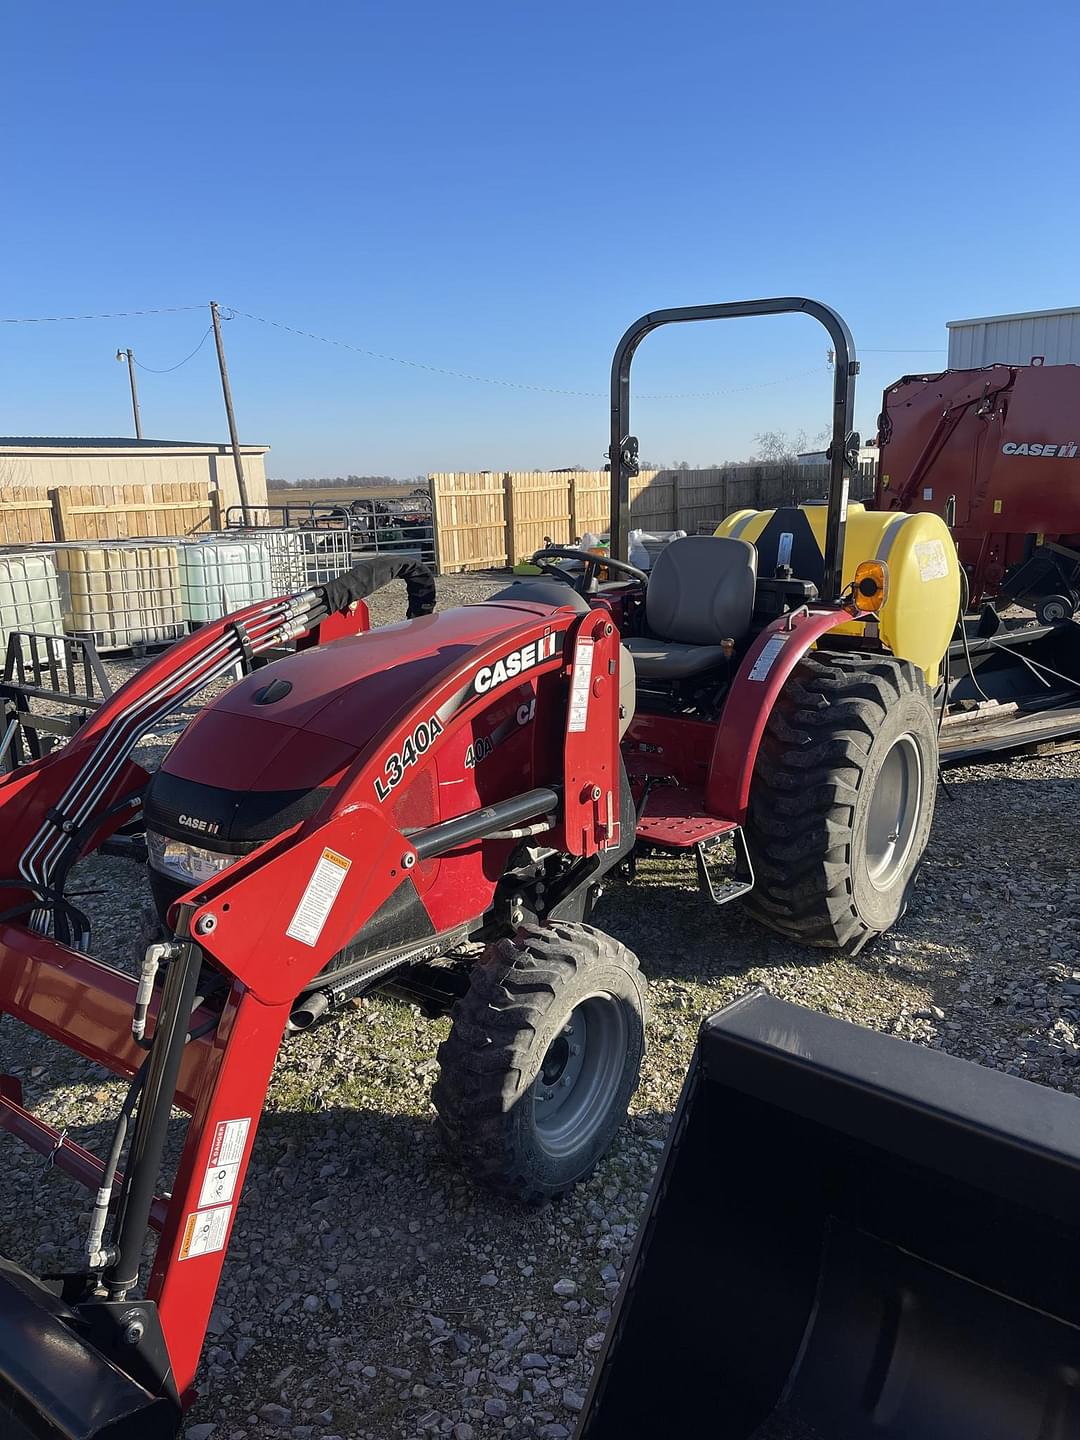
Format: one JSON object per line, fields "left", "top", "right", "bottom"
{"left": 0, "top": 437, "right": 270, "bottom": 513}
{"left": 947, "top": 306, "right": 1080, "bottom": 368}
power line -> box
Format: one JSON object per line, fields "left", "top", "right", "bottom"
{"left": 229, "top": 307, "right": 830, "bottom": 400}
{"left": 638, "top": 366, "right": 830, "bottom": 399}
{"left": 230, "top": 308, "right": 607, "bottom": 396}
{"left": 0, "top": 298, "right": 947, "bottom": 388}
{"left": 133, "top": 327, "right": 213, "bottom": 373}
{"left": 0, "top": 305, "right": 205, "bottom": 324}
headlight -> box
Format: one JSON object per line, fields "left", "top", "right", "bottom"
{"left": 146, "top": 830, "right": 238, "bottom": 887}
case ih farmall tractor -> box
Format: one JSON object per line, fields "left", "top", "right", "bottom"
{"left": 0, "top": 298, "right": 962, "bottom": 1437}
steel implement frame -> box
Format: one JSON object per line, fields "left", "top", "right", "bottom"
{"left": 609, "top": 297, "right": 858, "bottom": 601}
{"left": 0, "top": 599, "right": 620, "bottom": 1414}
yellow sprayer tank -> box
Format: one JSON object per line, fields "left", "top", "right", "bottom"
{"left": 715, "top": 502, "right": 960, "bottom": 684}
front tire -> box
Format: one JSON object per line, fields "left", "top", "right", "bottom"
{"left": 743, "top": 651, "right": 937, "bottom": 954}
{"left": 432, "top": 923, "right": 647, "bottom": 1204}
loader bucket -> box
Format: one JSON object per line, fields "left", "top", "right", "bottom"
{"left": 578, "top": 989, "right": 1080, "bottom": 1440}
{"left": 0, "top": 1254, "right": 179, "bottom": 1439}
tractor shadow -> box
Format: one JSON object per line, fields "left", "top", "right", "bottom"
{"left": 597, "top": 765, "right": 1080, "bottom": 1017}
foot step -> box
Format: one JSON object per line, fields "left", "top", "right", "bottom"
{"left": 695, "top": 828, "right": 754, "bottom": 906}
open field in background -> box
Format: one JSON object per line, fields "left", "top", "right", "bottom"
{"left": 268, "top": 484, "right": 424, "bottom": 505}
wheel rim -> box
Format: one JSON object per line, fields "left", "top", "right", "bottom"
{"left": 865, "top": 733, "right": 923, "bottom": 892}
{"left": 531, "top": 994, "right": 627, "bottom": 1160}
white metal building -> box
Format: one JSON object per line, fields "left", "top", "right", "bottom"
{"left": 947, "top": 307, "right": 1080, "bottom": 368}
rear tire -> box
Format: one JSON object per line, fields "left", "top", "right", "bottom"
{"left": 432, "top": 923, "right": 647, "bottom": 1204}
{"left": 743, "top": 651, "right": 937, "bottom": 954}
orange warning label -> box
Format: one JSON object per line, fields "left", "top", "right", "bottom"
{"left": 179, "top": 1203, "right": 232, "bottom": 1260}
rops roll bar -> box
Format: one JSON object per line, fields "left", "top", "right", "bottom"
{"left": 609, "top": 297, "right": 858, "bottom": 603}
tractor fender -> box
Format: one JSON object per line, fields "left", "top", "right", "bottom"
{"left": 704, "top": 608, "right": 854, "bottom": 822}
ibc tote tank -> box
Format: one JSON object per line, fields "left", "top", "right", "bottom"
{"left": 716, "top": 501, "right": 960, "bottom": 683}
{"left": 180, "top": 538, "right": 273, "bottom": 623}
{"left": 54, "top": 542, "right": 186, "bottom": 652}
{"left": 0, "top": 550, "right": 64, "bottom": 643}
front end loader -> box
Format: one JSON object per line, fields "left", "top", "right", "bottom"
{"left": 0, "top": 555, "right": 646, "bottom": 1435}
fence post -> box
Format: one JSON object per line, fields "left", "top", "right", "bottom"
{"left": 502, "top": 472, "right": 516, "bottom": 569}
{"left": 428, "top": 475, "right": 444, "bottom": 574}
{"left": 49, "top": 486, "right": 71, "bottom": 541}
{"left": 209, "top": 488, "right": 224, "bottom": 532}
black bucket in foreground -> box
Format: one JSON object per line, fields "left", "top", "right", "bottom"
{"left": 577, "top": 989, "right": 1080, "bottom": 1440}
{"left": 0, "top": 1254, "right": 179, "bottom": 1439}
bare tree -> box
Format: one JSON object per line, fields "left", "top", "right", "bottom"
{"left": 751, "top": 429, "right": 830, "bottom": 462}
{"left": 752, "top": 430, "right": 803, "bottom": 462}
{"left": 0, "top": 457, "right": 30, "bottom": 487}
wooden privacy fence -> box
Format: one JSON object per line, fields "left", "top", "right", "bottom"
{"left": 430, "top": 463, "right": 878, "bottom": 572}
{"left": 0, "top": 482, "right": 216, "bottom": 546}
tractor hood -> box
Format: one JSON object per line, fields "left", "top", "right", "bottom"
{"left": 144, "top": 602, "right": 562, "bottom": 852}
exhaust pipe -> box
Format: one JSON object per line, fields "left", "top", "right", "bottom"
{"left": 287, "top": 990, "right": 331, "bottom": 1032}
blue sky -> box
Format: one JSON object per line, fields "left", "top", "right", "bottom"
{"left": 3, "top": 1, "right": 1078, "bottom": 479}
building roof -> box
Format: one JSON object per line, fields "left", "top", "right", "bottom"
{"left": 0, "top": 437, "right": 269, "bottom": 453}
{"left": 947, "top": 306, "right": 1080, "bottom": 329}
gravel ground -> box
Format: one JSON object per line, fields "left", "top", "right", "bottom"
{"left": 1, "top": 574, "right": 1078, "bottom": 1440}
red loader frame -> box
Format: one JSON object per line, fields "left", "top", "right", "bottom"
{"left": 0, "top": 570, "right": 622, "bottom": 1431}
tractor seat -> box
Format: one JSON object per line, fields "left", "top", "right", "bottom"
{"left": 625, "top": 535, "right": 757, "bottom": 680}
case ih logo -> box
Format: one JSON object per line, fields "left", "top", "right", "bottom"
{"left": 178, "top": 814, "right": 221, "bottom": 836}
{"left": 472, "top": 634, "right": 558, "bottom": 697}
{"left": 1002, "top": 441, "right": 1079, "bottom": 458}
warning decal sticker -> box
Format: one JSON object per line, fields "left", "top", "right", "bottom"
{"left": 286, "top": 848, "right": 351, "bottom": 947}
{"left": 568, "top": 638, "right": 595, "bottom": 733}
{"left": 179, "top": 1203, "right": 232, "bottom": 1261}
{"left": 914, "top": 539, "right": 949, "bottom": 582}
{"left": 748, "top": 634, "right": 789, "bottom": 682}
{"left": 198, "top": 1117, "right": 250, "bottom": 1207}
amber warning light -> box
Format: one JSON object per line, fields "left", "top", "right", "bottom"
{"left": 853, "top": 561, "right": 889, "bottom": 613}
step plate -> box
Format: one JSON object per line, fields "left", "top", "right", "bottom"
{"left": 696, "top": 829, "right": 755, "bottom": 906}
{"left": 634, "top": 785, "right": 737, "bottom": 849}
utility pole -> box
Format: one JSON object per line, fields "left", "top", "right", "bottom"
{"left": 210, "top": 301, "right": 252, "bottom": 519}
{"left": 116, "top": 348, "right": 143, "bottom": 439}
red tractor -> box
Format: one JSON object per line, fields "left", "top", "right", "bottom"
{"left": 0, "top": 298, "right": 955, "bottom": 1436}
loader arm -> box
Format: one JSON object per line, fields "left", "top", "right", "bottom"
{"left": 0, "top": 585, "right": 622, "bottom": 1429}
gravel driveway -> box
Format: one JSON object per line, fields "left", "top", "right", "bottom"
{"left": 0, "top": 574, "right": 1078, "bottom": 1440}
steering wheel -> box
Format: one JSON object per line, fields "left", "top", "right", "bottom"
{"left": 530, "top": 545, "right": 649, "bottom": 596}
